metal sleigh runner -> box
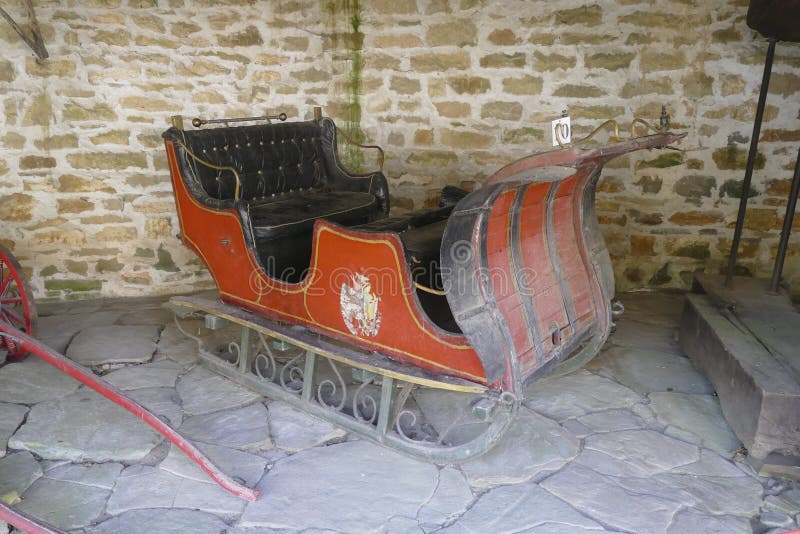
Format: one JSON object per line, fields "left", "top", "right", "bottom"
{"left": 161, "top": 108, "right": 685, "bottom": 464}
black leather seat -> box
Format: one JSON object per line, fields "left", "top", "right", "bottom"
{"left": 163, "top": 117, "right": 389, "bottom": 281}
{"left": 248, "top": 190, "right": 378, "bottom": 240}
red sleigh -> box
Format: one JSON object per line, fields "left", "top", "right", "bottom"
{"left": 161, "top": 109, "right": 684, "bottom": 460}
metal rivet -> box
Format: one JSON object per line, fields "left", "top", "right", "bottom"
{"left": 260, "top": 141, "right": 264, "bottom": 146}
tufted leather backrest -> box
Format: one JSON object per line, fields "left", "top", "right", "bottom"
{"left": 165, "top": 120, "right": 333, "bottom": 202}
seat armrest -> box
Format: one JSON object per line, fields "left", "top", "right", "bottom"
{"left": 318, "top": 118, "right": 390, "bottom": 213}
{"left": 325, "top": 171, "right": 389, "bottom": 214}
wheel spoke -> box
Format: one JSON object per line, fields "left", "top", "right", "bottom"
{"left": 1, "top": 308, "right": 25, "bottom": 329}
{"left": 0, "top": 273, "right": 12, "bottom": 298}
{"left": 0, "top": 297, "right": 23, "bottom": 304}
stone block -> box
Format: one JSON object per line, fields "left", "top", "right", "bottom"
{"left": 63, "top": 102, "right": 117, "bottom": 121}
{"left": 447, "top": 76, "right": 490, "bottom": 94}
{"left": 406, "top": 150, "right": 458, "bottom": 167}
{"left": 621, "top": 78, "right": 673, "bottom": 97}
{"left": 35, "top": 134, "right": 78, "bottom": 150}
{"left": 680, "top": 280, "right": 800, "bottom": 466}
{"left": 0, "top": 193, "right": 35, "bottom": 222}
{"left": 93, "top": 29, "right": 130, "bottom": 46}
{"left": 553, "top": 84, "right": 604, "bottom": 98}
{"left": 434, "top": 102, "right": 470, "bottom": 118}
{"left": 481, "top": 101, "right": 522, "bottom": 121}
{"left": 218, "top": 26, "right": 263, "bottom": 47}
{"left": 502, "top": 75, "right": 542, "bottom": 95}
{"left": 67, "top": 152, "right": 147, "bottom": 170}
{"left": 554, "top": 4, "right": 602, "bottom": 26}
{"left": 426, "top": 20, "right": 477, "bottom": 47}
{"left": 479, "top": 53, "right": 525, "bottom": 68}
{"left": 371, "top": 0, "right": 417, "bottom": 14}
{"left": 668, "top": 211, "right": 723, "bottom": 226}
{"left": 640, "top": 50, "right": 686, "bottom": 71}
{"left": 488, "top": 29, "right": 520, "bottom": 45}
{"left": 25, "top": 58, "right": 76, "bottom": 77}
{"left": 532, "top": 51, "right": 576, "bottom": 71}
{"left": 585, "top": 52, "right": 636, "bottom": 70}
{"left": 390, "top": 76, "right": 420, "bottom": 94}
{"left": 502, "top": 127, "right": 544, "bottom": 144}
{"left": 57, "top": 198, "right": 94, "bottom": 214}
{"left": 374, "top": 34, "right": 422, "bottom": 48}
{"left": 630, "top": 235, "right": 657, "bottom": 256}
{"left": 440, "top": 129, "right": 493, "bottom": 149}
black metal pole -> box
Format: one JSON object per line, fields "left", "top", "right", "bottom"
{"left": 725, "top": 38, "right": 777, "bottom": 288}
{"left": 769, "top": 147, "right": 800, "bottom": 293}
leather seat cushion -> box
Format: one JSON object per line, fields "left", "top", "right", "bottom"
{"left": 250, "top": 189, "right": 379, "bottom": 240}
{"left": 400, "top": 219, "right": 448, "bottom": 265}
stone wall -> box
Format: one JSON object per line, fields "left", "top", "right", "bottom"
{"left": 1, "top": 0, "right": 799, "bottom": 300}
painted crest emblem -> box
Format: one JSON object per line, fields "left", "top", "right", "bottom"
{"left": 340, "top": 273, "right": 381, "bottom": 337}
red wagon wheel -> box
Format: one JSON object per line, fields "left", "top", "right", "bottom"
{"left": 0, "top": 245, "right": 37, "bottom": 361}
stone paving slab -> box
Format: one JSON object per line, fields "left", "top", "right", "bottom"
{"left": 0, "top": 451, "right": 42, "bottom": 504}
{"left": 177, "top": 366, "right": 261, "bottom": 416}
{"left": 461, "top": 407, "right": 579, "bottom": 488}
{"left": 103, "top": 359, "right": 183, "bottom": 390}
{"left": 416, "top": 467, "right": 473, "bottom": 528}
{"left": 524, "top": 370, "right": 644, "bottom": 421}
{"left": 36, "top": 311, "right": 126, "bottom": 353}
{"left": 610, "top": 318, "right": 680, "bottom": 355}
{"left": 616, "top": 292, "right": 686, "bottom": 325}
{"left": 87, "top": 508, "right": 231, "bottom": 534}
{"left": 116, "top": 307, "right": 176, "bottom": 326}
{"left": 541, "top": 463, "right": 688, "bottom": 534}
{"left": 0, "top": 402, "right": 27, "bottom": 457}
{"left": 106, "top": 464, "right": 246, "bottom": 518}
{"left": 66, "top": 325, "right": 160, "bottom": 366}
{"left": 178, "top": 402, "right": 271, "bottom": 450}
{"left": 649, "top": 392, "right": 740, "bottom": 456}
{"left": 0, "top": 357, "right": 81, "bottom": 404}
{"left": 126, "top": 386, "right": 183, "bottom": 426}
{"left": 240, "top": 440, "right": 439, "bottom": 532}
{"left": 159, "top": 442, "right": 268, "bottom": 487}
{"left": 588, "top": 346, "right": 714, "bottom": 395}
{"left": 156, "top": 321, "right": 201, "bottom": 364}
{"left": 16, "top": 462, "right": 122, "bottom": 530}
{"left": 666, "top": 508, "right": 751, "bottom": 533}
{"left": 653, "top": 473, "right": 763, "bottom": 516}
{"left": 266, "top": 400, "right": 347, "bottom": 452}
{"left": 439, "top": 482, "right": 604, "bottom": 533}
{"left": 578, "top": 430, "right": 699, "bottom": 478}
{"left": 9, "top": 388, "right": 163, "bottom": 462}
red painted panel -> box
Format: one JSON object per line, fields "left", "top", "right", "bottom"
{"left": 165, "top": 142, "right": 487, "bottom": 385}
{"left": 552, "top": 178, "right": 595, "bottom": 326}
{"left": 485, "top": 190, "right": 534, "bottom": 361}
{"left": 518, "top": 183, "right": 569, "bottom": 358}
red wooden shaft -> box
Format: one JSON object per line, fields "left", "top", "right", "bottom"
{"left": 0, "top": 323, "right": 260, "bottom": 502}
{"left": 0, "top": 501, "right": 64, "bottom": 534}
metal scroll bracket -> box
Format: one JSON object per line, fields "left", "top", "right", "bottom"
{"left": 0, "top": 0, "right": 49, "bottom": 61}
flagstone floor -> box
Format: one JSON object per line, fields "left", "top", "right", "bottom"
{"left": 0, "top": 291, "right": 798, "bottom": 533}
